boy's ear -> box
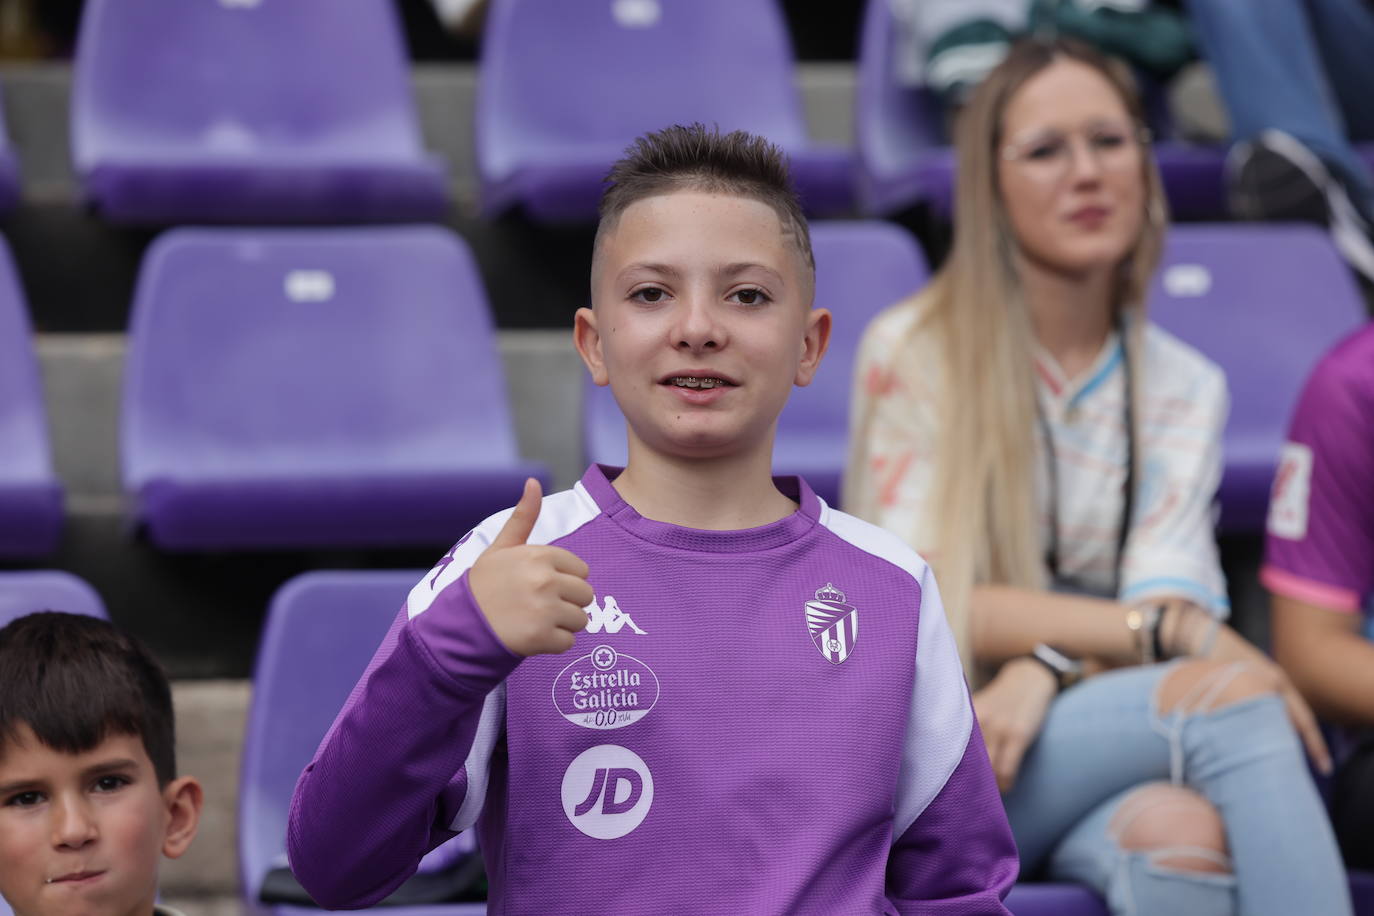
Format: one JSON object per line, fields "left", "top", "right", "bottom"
{"left": 573, "top": 306, "right": 611, "bottom": 387}
{"left": 793, "top": 307, "right": 832, "bottom": 388}
{"left": 161, "top": 775, "right": 203, "bottom": 860}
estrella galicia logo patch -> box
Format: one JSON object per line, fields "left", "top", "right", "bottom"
{"left": 805, "top": 583, "right": 858, "bottom": 664}
{"left": 553, "top": 645, "right": 660, "bottom": 730}
{"left": 561, "top": 744, "right": 654, "bottom": 839}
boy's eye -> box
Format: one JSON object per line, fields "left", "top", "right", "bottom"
{"left": 93, "top": 774, "right": 130, "bottom": 793}
{"left": 1090, "top": 132, "right": 1127, "bottom": 150}
{"left": 631, "top": 287, "right": 667, "bottom": 303}
{"left": 4, "top": 791, "right": 44, "bottom": 808}
{"left": 730, "top": 287, "right": 770, "bottom": 306}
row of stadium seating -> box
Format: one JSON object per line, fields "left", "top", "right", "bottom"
{"left": 1, "top": 220, "right": 1365, "bottom": 559}
{"left": 3, "top": 568, "right": 1373, "bottom": 916}
{"left": 3, "top": 0, "right": 1372, "bottom": 227}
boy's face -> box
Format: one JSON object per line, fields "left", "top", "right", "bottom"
{"left": 0, "top": 726, "right": 201, "bottom": 916}
{"left": 577, "top": 190, "right": 830, "bottom": 463}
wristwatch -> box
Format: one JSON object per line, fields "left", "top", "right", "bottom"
{"left": 1125, "top": 605, "right": 1161, "bottom": 664}
{"left": 1029, "top": 643, "right": 1085, "bottom": 691}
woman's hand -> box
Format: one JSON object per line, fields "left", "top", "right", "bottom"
{"left": 1167, "top": 603, "right": 1332, "bottom": 774}
{"left": 973, "top": 656, "right": 1059, "bottom": 793}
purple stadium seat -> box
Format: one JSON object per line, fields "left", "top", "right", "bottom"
{"left": 121, "top": 226, "right": 548, "bottom": 551}
{"left": 853, "top": 0, "right": 948, "bottom": 219}
{"left": 0, "top": 238, "right": 62, "bottom": 558}
{"left": 240, "top": 571, "right": 484, "bottom": 915}
{"left": 1149, "top": 224, "right": 1367, "bottom": 533}
{"left": 0, "top": 571, "right": 106, "bottom": 625}
{"left": 0, "top": 85, "right": 20, "bottom": 215}
{"left": 855, "top": 0, "right": 1374, "bottom": 220}
{"left": 475, "top": 0, "right": 853, "bottom": 222}
{"left": 71, "top": 0, "right": 448, "bottom": 225}
{"left": 583, "top": 220, "right": 929, "bottom": 506}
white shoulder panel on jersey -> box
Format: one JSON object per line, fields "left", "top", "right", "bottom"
{"left": 818, "top": 503, "right": 974, "bottom": 841}
{"left": 450, "top": 681, "right": 506, "bottom": 832}
{"left": 406, "top": 483, "right": 602, "bottom": 619}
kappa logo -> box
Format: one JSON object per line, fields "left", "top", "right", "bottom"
{"left": 561, "top": 744, "right": 654, "bottom": 839}
{"left": 429, "top": 530, "right": 474, "bottom": 590}
{"left": 805, "top": 583, "right": 859, "bottom": 664}
{"left": 584, "top": 595, "right": 647, "bottom": 635}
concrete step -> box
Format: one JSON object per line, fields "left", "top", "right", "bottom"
{"left": 164, "top": 681, "right": 250, "bottom": 900}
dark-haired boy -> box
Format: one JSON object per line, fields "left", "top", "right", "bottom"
{"left": 0, "top": 612, "right": 202, "bottom": 916}
{"left": 289, "top": 124, "right": 1017, "bottom": 913}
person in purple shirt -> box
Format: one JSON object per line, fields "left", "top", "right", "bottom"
{"left": 286, "top": 123, "right": 1018, "bottom": 913}
{"left": 1263, "top": 322, "right": 1374, "bottom": 869}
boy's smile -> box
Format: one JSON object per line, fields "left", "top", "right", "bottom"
{"left": 0, "top": 727, "right": 197, "bottom": 916}
{"left": 578, "top": 190, "right": 828, "bottom": 465}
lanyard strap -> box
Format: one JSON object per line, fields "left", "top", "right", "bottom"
{"left": 1036, "top": 320, "right": 1136, "bottom": 595}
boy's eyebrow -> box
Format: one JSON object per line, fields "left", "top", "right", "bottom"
{"left": 615, "top": 262, "right": 791, "bottom": 289}
{"left": 617, "top": 262, "right": 681, "bottom": 280}
{"left": 718, "top": 262, "right": 787, "bottom": 287}
{"left": 82, "top": 758, "right": 140, "bottom": 778}
{"left": 0, "top": 776, "right": 42, "bottom": 795}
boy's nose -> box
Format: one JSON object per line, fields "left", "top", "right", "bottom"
{"left": 671, "top": 295, "right": 727, "bottom": 352}
{"left": 52, "top": 796, "right": 98, "bottom": 849}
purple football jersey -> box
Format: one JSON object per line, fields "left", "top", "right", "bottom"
{"left": 288, "top": 465, "right": 1017, "bottom": 913}
{"left": 1263, "top": 324, "right": 1374, "bottom": 617}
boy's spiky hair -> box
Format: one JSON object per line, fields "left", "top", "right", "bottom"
{"left": 0, "top": 611, "right": 177, "bottom": 786}
{"left": 596, "top": 123, "right": 814, "bottom": 270}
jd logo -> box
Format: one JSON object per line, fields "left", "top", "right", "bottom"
{"left": 584, "top": 595, "right": 648, "bottom": 635}
{"left": 561, "top": 745, "right": 654, "bottom": 839}
{"left": 574, "top": 768, "right": 642, "bottom": 816}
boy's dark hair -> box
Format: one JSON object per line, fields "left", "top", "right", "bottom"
{"left": 596, "top": 123, "right": 815, "bottom": 272}
{"left": 0, "top": 611, "right": 176, "bottom": 786}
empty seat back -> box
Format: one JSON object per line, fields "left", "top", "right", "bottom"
{"left": 239, "top": 571, "right": 481, "bottom": 914}
{"left": 1149, "top": 224, "right": 1368, "bottom": 531}
{"left": 71, "top": 0, "right": 445, "bottom": 222}
{"left": 0, "top": 237, "right": 62, "bottom": 557}
{"left": 122, "top": 226, "right": 543, "bottom": 549}
{"left": 475, "top": 0, "right": 849, "bottom": 218}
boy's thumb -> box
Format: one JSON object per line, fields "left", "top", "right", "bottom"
{"left": 490, "top": 478, "right": 543, "bottom": 549}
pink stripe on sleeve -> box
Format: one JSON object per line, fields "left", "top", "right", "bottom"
{"left": 1260, "top": 565, "right": 1362, "bottom": 613}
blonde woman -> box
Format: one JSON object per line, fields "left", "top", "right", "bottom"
{"left": 846, "top": 37, "right": 1351, "bottom": 916}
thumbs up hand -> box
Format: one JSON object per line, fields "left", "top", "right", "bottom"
{"left": 468, "top": 478, "right": 593, "bottom": 657}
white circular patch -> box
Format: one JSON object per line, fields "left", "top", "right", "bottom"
{"left": 1163, "top": 263, "right": 1212, "bottom": 297}
{"left": 561, "top": 744, "right": 654, "bottom": 839}
{"left": 612, "top": 0, "right": 661, "bottom": 28}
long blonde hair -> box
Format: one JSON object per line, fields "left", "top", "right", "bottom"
{"left": 873, "top": 38, "right": 1167, "bottom": 671}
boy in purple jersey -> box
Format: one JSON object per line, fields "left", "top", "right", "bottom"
{"left": 1263, "top": 321, "right": 1374, "bottom": 868}
{"left": 287, "top": 124, "right": 1018, "bottom": 913}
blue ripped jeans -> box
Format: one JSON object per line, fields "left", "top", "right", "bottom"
{"left": 1003, "top": 661, "right": 1352, "bottom": 915}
